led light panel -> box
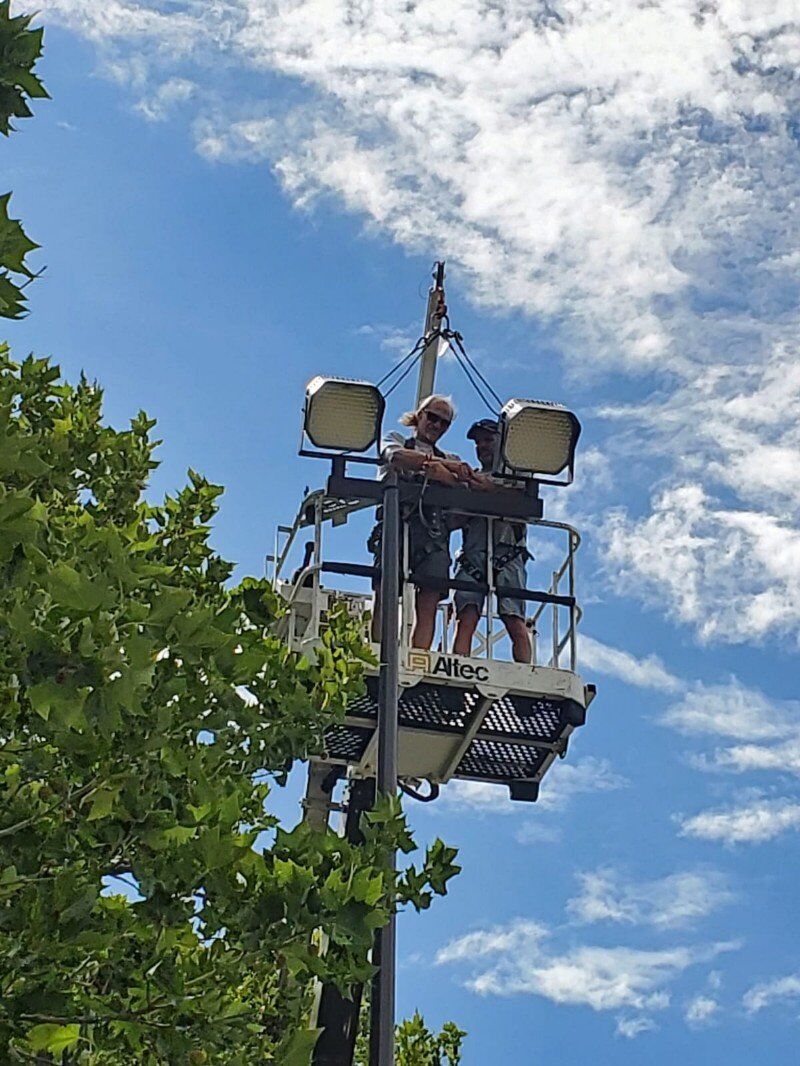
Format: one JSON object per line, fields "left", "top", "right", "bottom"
{"left": 304, "top": 376, "right": 384, "bottom": 452}
{"left": 501, "top": 399, "right": 581, "bottom": 476}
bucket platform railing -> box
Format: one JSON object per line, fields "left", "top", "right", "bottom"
{"left": 268, "top": 457, "right": 596, "bottom": 805}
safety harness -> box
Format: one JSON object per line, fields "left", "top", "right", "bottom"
{"left": 368, "top": 437, "right": 449, "bottom": 564}
{"left": 457, "top": 538, "right": 531, "bottom": 584}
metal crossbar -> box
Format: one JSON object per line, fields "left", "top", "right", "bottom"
{"left": 320, "top": 560, "right": 575, "bottom": 609}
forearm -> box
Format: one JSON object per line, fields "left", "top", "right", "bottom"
{"left": 388, "top": 449, "right": 428, "bottom": 473}
{"left": 472, "top": 472, "right": 523, "bottom": 494}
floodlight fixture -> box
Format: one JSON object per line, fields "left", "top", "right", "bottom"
{"left": 303, "top": 376, "right": 385, "bottom": 453}
{"left": 499, "top": 399, "right": 581, "bottom": 483}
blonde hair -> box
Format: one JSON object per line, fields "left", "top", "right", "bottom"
{"left": 399, "top": 394, "right": 456, "bottom": 428}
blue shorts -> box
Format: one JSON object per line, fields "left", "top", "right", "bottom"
{"left": 454, "top": 553, "right": 527, "bottom": 620}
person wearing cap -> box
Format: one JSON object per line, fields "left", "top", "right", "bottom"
{"left": 369, "top": 394, "right": 478, "bottom": 650}
{"left": 452, "top": 418, "right": 532, "bottom": 663}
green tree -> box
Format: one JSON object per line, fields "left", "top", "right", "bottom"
{"left": 0, "top": 350, "right": 459, "bottom": 1062}
{"left": 396, "top": 1012, "right": 466, "bottom": 1066}
{"left": 0, "top": 0, "right": 47, "bottom": 318}
{"left": 355, "top": 1007, "right": 466, "bottom": 1066}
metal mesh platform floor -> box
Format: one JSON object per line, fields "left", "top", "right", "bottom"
{"left": 320, "top": 679, "right": 587, "bottom": 800}
{"left": 346, "top": 680, "right": 584, "bottom": 742}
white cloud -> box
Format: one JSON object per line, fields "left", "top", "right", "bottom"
{"left": 514, "top": 821, "right": 560, "bottom": 844}
{"left": 679, "top": 797, "right": 800, "bottom": 845}
{"left": 437, "top": 917, "right": 736, "bottom": 1014}
{"left": 354, "top": 322, "right": 420, "bottom": 356}
{"left": 603, "top": 484, "right": 800, "bottom": 644}
{"left": 551, "top": 637, "right": 800, "bottom": 793}
{"left": 536, "top": 756, "right": 629, "bottom": 810}
{"left": 662, "top": 680, "right": 799, "bottom": 742}
{"left": 685, "top": 994, "right": 720, "bottom": 1028}
{"left": 574, "top": 447, "right": 614, "bottom": 495}
{"left": 37, "top": 0, "right": 800, "bottom": 638}
{"left": 437, "top": 756, "right": 628, "bottom": 817}
{"left": 135, "top": 77, "right": 195, "bottom": 122}
{"left": 599, "top": 341, "right": 800, "bottom": 642}
{"left": 437, "top": 779, "right": 516, "bottom": 816}
{"left": 616, "top": 1015, "right": 657, "bottom": 1039}
{"left": 580, "top": 634, "right": 681, "bottom": 693}
{"left": 36, "top": 2, "right": 800, "bottom": 360}
{"left": 743, "top": 973, "right": 800, "bottom": 1014}
{"left": 435, "top": 919, "right": 547, "bottom": 966}
{"left": 706, "top": 737, "right": 800, "bottom": 777}
{"left": 567, "top": 868, "right": 733, "bottom": 930}
{"left": 661, "top": 676, "right": 800, "bottom": 787}
{"left": 38, "top": 0, "right": 204, "bottom": 50}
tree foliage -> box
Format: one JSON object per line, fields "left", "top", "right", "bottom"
{"left": 0, "top": 350, "right": 460, "bottom": 1062}
{"left": 0, "top": 1, "right": 46, "bottom": 135}
{"left": 0, "top": 1, "right": 47, "bottom": 318}
{"left": 395, "top": 1012, "right": 465, "bottom": 1066}
{"left": 355, "top": 1007, "right": 466, "bottom": 1066}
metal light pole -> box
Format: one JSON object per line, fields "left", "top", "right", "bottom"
{"left": 415, "top": 262, "right": 448, "bottom": 407}
{"left": 370, "top": 263, "right": 447, "bottom": 1066}
{"left": 370, "top": 469, "right": 400, "bottom": 1066}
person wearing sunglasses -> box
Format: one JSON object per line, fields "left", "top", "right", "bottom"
{"left": 369, "top": 394, "right": 477, "bottom": 649}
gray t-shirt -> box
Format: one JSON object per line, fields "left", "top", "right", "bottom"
{"left": 378, "top": 431, "right": 460, "bottom": 480}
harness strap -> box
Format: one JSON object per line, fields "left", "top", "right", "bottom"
{"left": 458, "top": 542, "right": 531, "bottom": 581}
{"left": 403, "top": 435, "right": 445, "bottom": 459}
{"left": 370, "top": 434, "right": 450, "bottom": 553}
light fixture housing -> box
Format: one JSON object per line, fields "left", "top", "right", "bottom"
{"left": 499, "top": 399, "right": 581, "bottom": 483}
{"left": 303, "top": 376, "right": 385, "bottom": 453}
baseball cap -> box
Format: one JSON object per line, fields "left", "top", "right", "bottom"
{"left": 467, "top": 418, "right": 500, "bottom": 440}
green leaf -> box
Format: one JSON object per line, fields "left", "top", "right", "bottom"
{"left": 48, "top": 562, "right": 108, "bottom": 613}
{"left": 277, "top": 1027, "right": 322, "bottom": 1066}
{"left": 27, "top": 680, "right": 88, "bottom": 727}
{"left": 0, "top": 269, "right": 27, "bottom": 318}
{"left": 86, "top": 786, "right": 117, "bottom": 821}
{"left": 0, "top": 3, "right": 47, "bottom": 137}
{"left": 0, "top": 192, "right": 38, "bottom": 273}
{"left": 26, "top": 1023, "right": 80, "bottom": 1053}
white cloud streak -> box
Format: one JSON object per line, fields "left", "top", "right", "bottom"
{"left": 706, "top": 738, "right": 800, "bottom": 777}
{"left": 435, "top": 918, "right": 547, "bottom": 966}
{"left": 662, "top": 680, "right": 799, "bottom": 742}
{"left": 603, "top": 485, "right": 800, "bottom": 644}
{"left": 438, "top": 756, "right": 628, "bottom": 816}
{"left": 536, "top": 756, "right": 629, "bottom": 810}
{"left": 662, "top": 677, "right": 800, "bottom": 793}
{"left": 679, "top": 797, "right": 800, "bottom": 845}
{"left": 616, "top": 1015, "right": 657, "bottom": 1039}
{"left": 567, "top": 868, "right": 733, "bottom": 930}
{"left": 684, "top": 994, "right": 720, "bottom": 1027}
{"left": 743, "top": 973, "right": 800, "bottom": 1014}
{"left": 580, "top": 635, "right": 682, "bottom": 693}
{"left": 437, "top": 779, "right": 517, "bottom": 816}
{"left": 437, "top": 917, "right": 737, "bottom": 1014}
{"left": 135, "top": 77, "right": 195, "bottom": 122}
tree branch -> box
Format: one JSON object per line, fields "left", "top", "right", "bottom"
{"left": 0, "top": 778, "right": 100, "bottom": 839}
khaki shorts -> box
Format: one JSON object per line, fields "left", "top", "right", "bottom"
{"left": 454, "top": 552, "right": 527, "bottom": 619}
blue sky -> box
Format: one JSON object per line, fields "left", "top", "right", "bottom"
{"left": 8, "top": 2, "right": 800, "bottom": 1061}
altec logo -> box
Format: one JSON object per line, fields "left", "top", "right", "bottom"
{"left": 407, "top": 650, "right": 431, "bottom": 672}
{"left": 408, "top": 650, "right": 489, "bottom": 683}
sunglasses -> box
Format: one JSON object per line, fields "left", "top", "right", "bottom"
{"left": 423, "top": 410, "right": 451, "bottom": 429}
